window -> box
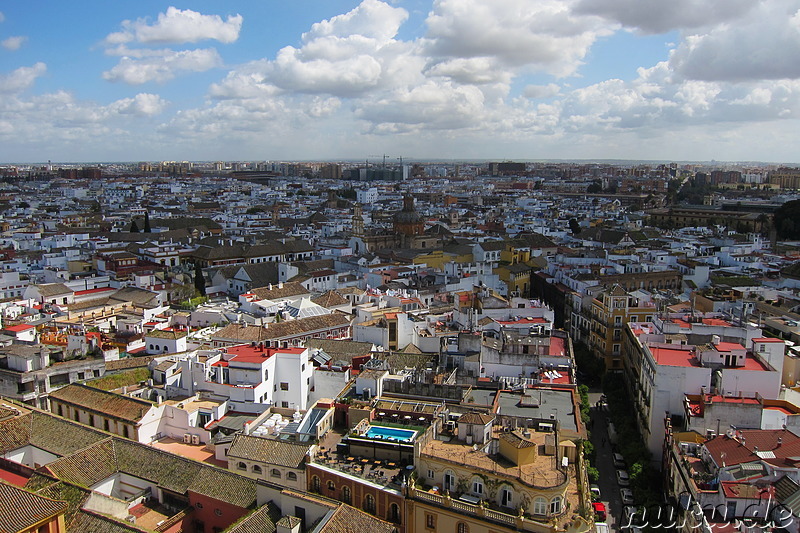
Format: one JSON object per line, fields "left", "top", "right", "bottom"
{"left": 389, "top": 503, "right": 400, "bottom": 524}
{"left": 471, "top": 477, "right": 484, "bottom": 496}
{"left": 614, "top": 316, "right": 622, "bottom": 325}
{"left": 214, "top": 509, "right": 222, "bottom": 516}
{"left": 196, "top": 502, "right": 204, "bottom": 509}
{"left": 550, "top": 496, "right": 562, "bottom": 515}
{"left": 444, "top": 471, "right": 456, "bottom": 491}
{"left": 533, "top": 497, "right": 547, "bottom": 515}
{"left": 425, "top": 513, "right": 436, "bottom": 529}
{"left": 363, "top": 494, "right": 375, "bottom": 514}
{"left": 237, "top": 462, "right": 247, "bottom": 471}
{"left": 252, "top": 465, "right": 262, "bottom": 474}
{"left": 104, "top": 418, "right": 110, "bottom": 432}
{"left": 287, "top": 472, "right": 297, "bottom": 481}
{"left": 57, "top": 404, "right": 63, "bottom": 416}
{"left": 457, "top": 522, "right": 469, "bottom": 533}
{"left": 123, "top": 425, "right": 130, "bottom": 438}
{"left": 282, "top": 401, "right": 289, "bottom": 408}
{"left": 342, "top": 485, "right": 351, "bottom": 504}
{"left": 427, "top": 469, "right": 434, "bottom": 479}
{"left": 311, "top": 476, "right": 321, "bottom": 493}
{"left": 264, "top": 369, "right": 269, "bottom": 380}
{"left": 280, "top": 382, "right": 289, "bottom": 390}
{"left": 271, "top": 468, "right": 281, "bottom": 478}
{"left": 327, "top": 480, "right": 335, "bottom": 491}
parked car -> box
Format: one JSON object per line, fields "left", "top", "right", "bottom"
{"left": 621, "top": 506, "right": 639, "bottom": 529}
{"left": 592, "top": 501, "right": 607, "bottom": 522}
{"left": 613, "top": 452, "right": 626, "bottom": 468}
{"left": 620, "top": 488, "right": 635, "bottom": 505}
{"left": 616, "top": 469, "right": 631, "bottom": 486}
{"left": 590, "top": 484, "right": 601, "bottom": 501}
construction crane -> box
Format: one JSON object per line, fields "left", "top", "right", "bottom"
{"left": 368, "top": 154, "right": 390, "bottom": 168}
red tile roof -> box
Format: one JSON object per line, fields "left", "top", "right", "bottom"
{"left": 651, "top": 347, "right": 700, "bottom": 367}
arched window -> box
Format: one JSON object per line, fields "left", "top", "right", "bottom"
{"left": 287, "top": 472, "right": 297, "bottom": 481}
{"left": 389, "top": 503, "right": 400, "bottom": 524}
{"left": 264, "top": 368, "right": 269, "bottom": 381}
{"left": 457, "top": 522, "right": 469, "bottom": 533}
{"left": 271, "top": 468, "right": 281, "bottom": 478}
{"left": 363, "top": 494, "right": 375, "bottom": 514}
{"left": 327, "top": 480, "right": 336, "bottom": 491}
{"left": 237, "top": 462, "right": 247, "bottom": 471}
{"left": 550, "top": 496, "right": 562, "bottom": 515}
{"left": 341, "top": 485, "right": 351, "bottom": 504}
{"left": 470, "top": 476, "right": 484, "bottom": 497}
{"left": 533, "top": 497, "right": 547, "bottom": 516}
{"left": 252, "top": 465, "right": 262, "bottom": 474}
{"left": 311, "top": 476, "right": 321, "bottom": 493}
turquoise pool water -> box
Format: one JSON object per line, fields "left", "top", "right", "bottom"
{"left": 365, "top": 425, "right": 417, "bottom": 442}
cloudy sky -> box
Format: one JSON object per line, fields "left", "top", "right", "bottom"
{"left": 1, "top": 0, "right": 799, "bottom": 163}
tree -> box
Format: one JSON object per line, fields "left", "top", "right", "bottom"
{"left": 143, "top": 211, "right": 151, "bottom": 233}
{"left": 569, "top": 218, "right": 581, "bottom": 235}
{"left": 129, "top": 219, "right": 140, "bottom": 233}
{"left": 194, "top": 263, "right": 206, "bottom": 296}
{"left": 586, "top": 180, "right": 602, "bottom": 194}
{"left": 774, "top": 199, "right": 800, "bottom": 240}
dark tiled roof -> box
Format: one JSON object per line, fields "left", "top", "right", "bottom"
{"left": 69, "top": 510, "right": 151, "bottom": 533}
{"left": 499, "top": 431, "right": 538, "bottom": 449}
{"left": 227, "top": 435, "right": 309, "bottom": 468}
{"left": 146, "top": 329, "right": 187, "bottom": 340}
{"left": 0, "top": 480, "right": 68, "bottom": 533}
{"left": 35, "top": 283, "right": 74, "bottom": 297}
{"left": 0, "top": 410, "right": 108, "bottom": 457}
{"left": 214, "top": 314, "right": 350, "bottom": 343}
{"left": 305, "top": 339, "right": 372, "bottom": 358}
{"left": 45, "top": 438, "right": 117, "bottom": 488}
{"left": 311, "top": 291, "right": 349, "bottom": 308}
{"left": 105, "top": 356, "right": 155, "bottom": 371}
{"left": 250, "top": 281, "right": 310, "bottom": 300}
{"left": 317, "top": 504, "right": 397, "bottom": 533}
{"left": 227, "top": 503, "right": 281, "bottom": 533}
{"left": 458, "top": 412, "right": 494, "bottom": 425}
{"left": 49, "top": 383, "right": 154, "bottom": 422}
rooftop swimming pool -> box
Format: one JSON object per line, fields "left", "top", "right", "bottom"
{"left": 364, "top": 425, "right": 417, "bottom": 443}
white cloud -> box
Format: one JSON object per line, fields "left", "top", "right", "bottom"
{"left": 356, "top": 80, "right": 486, "bottom": 133}
{"left": 262, "top": 1, "right": 414, "bottom": 97}
{"left": 103, "top": 48, "right": 222, "bottom": 84}
{"left": 110, "top": 93, "right": 168, "bottom": 116}
{"left": 424, "top": 0, "right": 615, "bottom": 78}
{"left": 0, "top": 62, "right": 46, "bottom": 94}
{"left": 424, "top": 57, "right": 511, "bottom": 85}
{"left": 669, "top": 0, "right": 800, "bottom": 81}
{"left": 105, "top": 7, "right": 242, "bottom": 45}
{"left": 574, "top": 0, "right": 755, "bottom": 34}
{"left": 304, "top": 0, "right": 407, "bottom": 41}
{"left": 307, "top": 96, "right": 341, "bottom": 118}
{"left": 2, "top": 36, "right": 26, "bottom": 50}
{"left": 523, "top": 83, "right": 562, "bottom": 99}
{"left": 0, "top": 12, "right": 4, "bottom": 23}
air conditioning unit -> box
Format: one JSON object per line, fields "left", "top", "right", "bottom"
{"left": 183, "top": 433, "right": 191, "bottom": 443}
{"left": 191, "top": 435, "right": 200, "bottom": 445}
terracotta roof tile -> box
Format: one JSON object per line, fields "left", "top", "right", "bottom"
{"left": 227, "top": 435, "right": 309, "bottom": 469}
{"left": 0, "top": 480, "right": 68, "bottom": 533}
{"left": 49, "top": 383, "right": 155, "bottom": 423}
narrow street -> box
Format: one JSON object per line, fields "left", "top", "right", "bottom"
{"left": 588, "top": 390, "right": 622, "bottom": 530}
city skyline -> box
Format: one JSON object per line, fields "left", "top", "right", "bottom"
{"left": 2, "top": 0, "right": 800, "bottom": 163}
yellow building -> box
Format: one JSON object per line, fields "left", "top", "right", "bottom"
{"left": 496, "top": 263, "right": 532, "bottom": 297}
{"left": 412, "top": 413, "right": 586, "bottom": 532}
{"left": 588, "top": 284, "right": 657, "bottom": 370}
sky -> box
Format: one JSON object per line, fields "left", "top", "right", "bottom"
{"left": 1, "top": 0, "right": 799, "bottom": 164}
